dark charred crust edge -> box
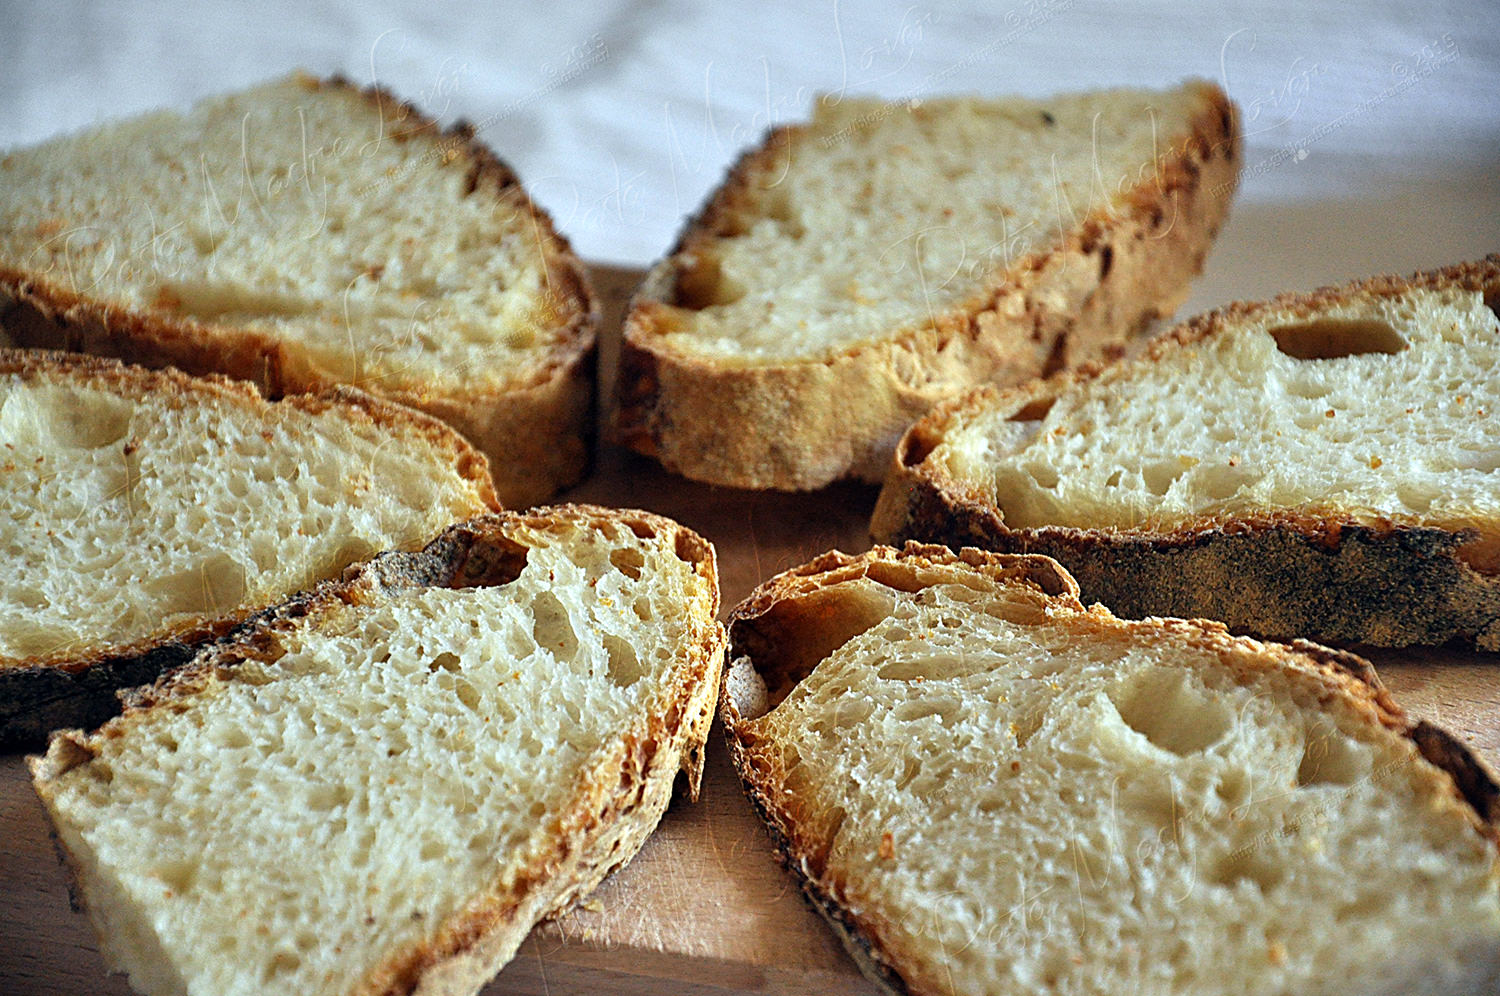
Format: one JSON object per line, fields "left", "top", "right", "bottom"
{"left": 720, "top": 711, "right": 910, "bottom": 996}
{"left": 1412, "top": 722, "right": 1500, "bottom": 827}
{"left": 0, "top": 640, "right": 198, "bottom": 748}
{"left": 886, "top": 474, "right": 1500, "bottom": 650}
{"left": 721, "top": 545, "right": 1500, "bottom": 994}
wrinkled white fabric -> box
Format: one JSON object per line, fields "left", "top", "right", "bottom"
{"left": 3, "top": 0, "right": 1496, "bottom": 302}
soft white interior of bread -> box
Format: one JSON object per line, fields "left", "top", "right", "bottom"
{"left": 39, "top": 516, "right": 708, "bottom": 996}
{"left": 737, "top": 575, "right": 1500, "bottom": 996}
{"left": 0, "top": 369, "right": 486, "bottom": 664}
{"left": 939, "top": 284, "right": 1500, "bottom": 531}
{"left": 0, "top": 74, "right": 568, "bottom": 392}
{"left": 656, "top": 83, "right": 1213, "bottom": 365}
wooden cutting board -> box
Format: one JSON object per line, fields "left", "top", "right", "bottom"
{"left": 2, "top": 265, "right": 1497, "bottom": 996}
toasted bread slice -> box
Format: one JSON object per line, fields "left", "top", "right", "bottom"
{"left": 723, "top": 544, "right": 1500, "bottom": 996}
{"left": 0, "top": 348, "right": 496, "bottom": 744}
{"left": 0, "top": 72, "right": 595, "bottom": 508}
{"left": 31, "top": 505, "right": 725, "bottom": 996}
{"left": 874, "top": 256, "right": 1500, "bottom": 648}
{"left": 616, "top": 81, "right": 1240, "bottom": 490}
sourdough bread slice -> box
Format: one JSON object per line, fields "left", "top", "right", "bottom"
{"left": 0, "top": 71, "right": 595, "bottom": 508}
{"left": 874, "top": 255, "right": 1500, "bottom": 648}
{"left": 723, "top": 544, "right": 1500, "bottom": 996}
{"left": 616, "top": 81, "right": 1240, "bottom": 490}
{"left": 0, "top": 348, "right": 496, "bottom": 744}
{"left": 31, "top": 504, "right": 725, "bottom": 996}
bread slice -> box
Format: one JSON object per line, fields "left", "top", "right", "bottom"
{"left": 615, "top": 81, "right": 1240, "bottom": 490}
{"left": 0, "top": 71, "right": 595, "bottom": 508}
{"left": 31, "top": 504, "right": 725, "bottom": 996}
{"left": 874, "top": 256, "right": 1500, "bottom": 648}
{"left": 723, "top": 544, "right": 1500, "bottom": 996}
{"left": 0, "top": 348, "right": 497, "bottom": 745}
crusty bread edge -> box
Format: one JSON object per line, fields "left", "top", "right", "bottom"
{"left": 0, "top": 347, "right": 499, "bottom": 747}
{"left": 30, "top": 504, "right": 727, "bottom": 996}
{"left": 720, "top": 544, "right": 1500, "bottom": 996}
{"left": 614, "top": 81, "right": 1241, "bottom": 490}
{"left": 0, "top": 71, "right": 598, "bottom": 509}
{"left": 721, "top": 545, "right": 1082, "bottom": 996}
{"left": 872, "top": 255, "right": 1500, "bottom": 649}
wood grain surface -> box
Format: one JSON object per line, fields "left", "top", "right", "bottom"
{"left": 1, "top": 265, "right": 1496, "bottom": 996}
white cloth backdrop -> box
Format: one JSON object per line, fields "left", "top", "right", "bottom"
{"left": 3, "top": 0, "right": 1496, "bottom": 307}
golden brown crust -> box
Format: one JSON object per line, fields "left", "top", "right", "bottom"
{"left": 0, "top": 348, "right": 498, "bottom": 746}
{"left": 614, "top": 83, "right": 1241, "bottom": 491}
{"left": 720, "top": 544, "right": 1500, "bottom": 996}
{"left": 33, "top": 504, "right": 726, "bottom": 996}
{"left": 873, "top": 256, "right": 1500, "bottom": 649}
{"left": 0, "top": 71, "right": 597, "bottom": 509}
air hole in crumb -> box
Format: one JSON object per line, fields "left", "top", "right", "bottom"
{"left": 609, "top": 546, "right": 645, "bottom": 580}
{"left": 1216, "top": 768, "right": 1249, "bottom": 806}
{"left": 214, "top": 727, "right": 251, "bottom": 750}
{"left": 1142, "top": 461, "right": 1186, "bottom": 497}
{"left": 878, "top": 658, "right": 932, "bottom": 681}
{"left": 892, "top": 694, "right": 962, "bottom": 725}
{"left": 452, "top": 678, "right": 482, "bottom": 713}
{"left": 1269, "top": 318, "right": 1408, "bottom": 360}
{"left": 895, "top": 756, "right": 921, "bottom": 790}
{"left": 1296, "top": 728, "right": 1365, "bottom": 787}
{"left": 675, "top": 255, "right": 746, "bottom": 310}
{"left": 674, "top": 532, "right": 702, "bottom": 565}
{"left": 451, "top": 536, "right": 529, "bottom": 589}
{"left": 602, "top": 633, "right": 644, "bottom": 687}
{"left": 531, "top": 592, "right": 579, "bottom": 659}
{"left": 1208, "top": 846, "right": 1284, "bottom": 892}
{"left": 428, "top": 652, "right": 462, "bottom": 674}
{"left": 1285, "top": 376, "right": 1331, "bottom": 399}
{"left": 9, "top": 386, "right": 134, "bottom": 449}
{"left": 265, "top": 953, "right": 301, "bottom": 979}
{"left": 1195, "top": 465, "right": 1255, "bottom": 502}
{"left": 153, "top": 858, "right": 197, "bottom": 893}
{"left": 832, "top": 697, "right": 874, "bottom": 728}
{"left": 761, "top": 188, "right": 806, "bottom": 238}
{"left": 1110, "top": 669, "right": 1232, "bottom": 756}
{"left": 822, "top": 806, "right": 848, "bottom": 857}
{"left": 1008, "top": 397, "right": 1056, "bottom": 423}
{"left": 1028, "top": 463, "right": 1060, "bottom": 489}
